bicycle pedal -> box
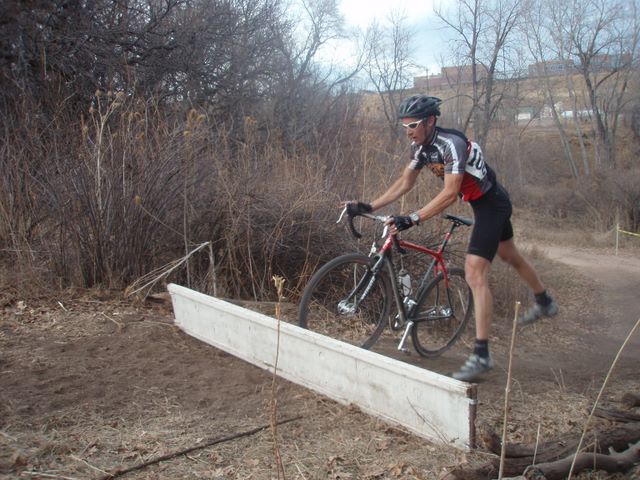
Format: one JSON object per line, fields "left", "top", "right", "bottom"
{"left": 399, "top": 347, "right": 411, "bottom": 355}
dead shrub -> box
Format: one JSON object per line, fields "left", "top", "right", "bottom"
{"left": 0, "top": 87, "right": 381, "bottom": 300}
{"left": 519, "top": 183, "right": 589, "bottom": 226}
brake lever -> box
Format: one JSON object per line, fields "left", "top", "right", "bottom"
{"left": 336, "top": 207, "right": 347, "bottom": 224}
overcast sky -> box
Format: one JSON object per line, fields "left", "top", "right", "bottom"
{"left": 333, "top": 0, "right": 452, "bottom": 76}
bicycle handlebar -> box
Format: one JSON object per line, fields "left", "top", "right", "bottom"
{"left": 337, "top": 208, "right": 473, "bottom": 241}
{"left": 337, "top": 208, "right": 390, "bottom": 239}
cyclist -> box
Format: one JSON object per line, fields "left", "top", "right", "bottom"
{"left": 343, "top": 94, "right": 558, "bottom": 382}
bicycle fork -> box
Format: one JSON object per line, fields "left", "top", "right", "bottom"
{"left": 339, "top": 254, "right": 386, "bottom": 315}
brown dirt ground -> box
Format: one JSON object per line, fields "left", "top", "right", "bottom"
{"left": 1, "top": 239, "right": 640, "bottom": 479}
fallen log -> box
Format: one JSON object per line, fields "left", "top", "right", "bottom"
{"left": 480, "top": 424, "right": 585, "bottom": 459}
{"left": 484, "top": 422, "right": 640, "bottom": 457}
{"left": 622, "top": 393, "right": 640, "bottom": 408}
{"left": 523, "top": 439, "right": 640, "bottom": 480}
{"left": 446, "top": 423, "right": 640, "bottom": 479}
{"left": 593, "top": 405, "right": 640, "bottom": 423}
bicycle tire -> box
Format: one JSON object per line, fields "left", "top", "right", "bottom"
{"left": 298, "top": 253, "right": 393, "bottom": 349}
{"left": 410, "top": 267, "right": 473, "bottom": 357}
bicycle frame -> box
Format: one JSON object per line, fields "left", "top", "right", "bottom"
{"left": 340, "top": 210, "right": 469, "bottom": 353}
{"left": 379, "top": 221, "right": 463, "bottom": 351}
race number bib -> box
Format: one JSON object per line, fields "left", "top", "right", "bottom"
{"left": 466, "top": 142, "right": 487, "bottom": 179}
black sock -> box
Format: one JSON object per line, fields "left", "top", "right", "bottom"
{"left": 535, "top": 290, "right": 552, "bottom": 307}
{"left": 473, "top": 339, "right": 489, "bottom": 358}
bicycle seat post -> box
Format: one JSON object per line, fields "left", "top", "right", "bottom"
{"left": 437, "top": 216, "right": 467, "bottom": 254}
{"left": 434, "top": 224, "right": 455, "bottom": 255}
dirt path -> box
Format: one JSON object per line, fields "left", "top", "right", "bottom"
{"left": 486, "top": 245, "right": 640, "bottom": 400}
{"left": 2, "top": 245, "right": 639, "bottom": 479}
{"left": 518, "top": 245, "right": 640, "bottom": 401}
{"left": 541, "top": 245, "right": 640, "bottom": 349}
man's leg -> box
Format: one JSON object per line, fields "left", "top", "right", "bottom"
{"left": 454, "top": 184, "right": 511, "bottom": 381}
{"left": 497, "top": 238, "right": 558, "bottom": 324}
{"left": 451, "top": 253, "right": 495, "bottom": 382}
{"left": 464, "top": 253, "right": 493, "bottom": 340}
{"left": 496, "top": 238, "right": 544, "bottom": 292}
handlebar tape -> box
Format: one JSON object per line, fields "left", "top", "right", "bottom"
{"left": 347, "top": 214, "right": 362, "bottom": 239}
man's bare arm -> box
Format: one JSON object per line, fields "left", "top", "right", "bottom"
{"left": 413, "top": 173, "right": 463, "bottom": 223}
{"left": 369, "top": 167, "right": 420, "bottom": 211}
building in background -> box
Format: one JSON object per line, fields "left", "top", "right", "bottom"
{"left": 414, "top": 64, "right": 488, "bottom": 91}
{"left": 528, "top": 60, "right": 576, "bottom": 77}
{"left": 416, "top": 55, "right": 632, "bottom": 88}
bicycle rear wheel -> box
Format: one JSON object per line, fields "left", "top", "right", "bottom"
{"left": 410, "top": 267, "right": 472, "bottom": 357}
{"left": 298, "top": 253, "right": 392, "bottom": 349}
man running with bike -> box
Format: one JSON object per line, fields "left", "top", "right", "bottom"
{"left": 344, "top": 94, "right": 558, "bottom": 382}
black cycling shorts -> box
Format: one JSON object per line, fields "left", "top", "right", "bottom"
{"left": 468, "top": 183, "right": 513, "bottom": 261}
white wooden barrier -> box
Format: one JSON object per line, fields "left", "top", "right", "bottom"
{"left": 168, "top": 283, "right": 477, "bottom": 449}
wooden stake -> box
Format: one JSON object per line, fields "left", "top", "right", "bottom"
{"left": 271, "top": 275, "right": 286, "bottom": 479}
{"left": 498, "top": 301, "right": 521, "bottom": 479}
{"left": 568, "top": 317, "right": 640, "bottom": 479}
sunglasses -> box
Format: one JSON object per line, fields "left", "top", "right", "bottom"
{"left": 401, "top": 119, "right": 424, "bottom": 129}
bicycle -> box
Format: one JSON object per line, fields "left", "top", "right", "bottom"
{"left": 298, "top": 209, "right": 474, "bottom": 357}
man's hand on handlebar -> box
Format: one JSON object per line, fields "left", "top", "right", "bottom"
{"left": 341, "top": 201, "right": 372, "bottom": 217}
{"left": 386, "top": 215, "right": 417, "bottom": 234}
{"left": 336, "top": 204, "right": 422, "bottom": 239}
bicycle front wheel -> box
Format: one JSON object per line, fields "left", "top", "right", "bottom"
{"left": 298, "top": 253, "right": 392, "bottom": 349}
{"left": 410, "top": 267, "right": 473, "bottom": 357}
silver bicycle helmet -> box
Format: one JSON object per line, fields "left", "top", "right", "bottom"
{"left": 398, "top": 95, "right": 442, "bottom": 118}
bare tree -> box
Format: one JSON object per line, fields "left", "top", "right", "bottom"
{"left": 523, "top": 1, "right": 582, "bottom": 178}
{"left": 552, "top": 0, "right": 639, "bottom": 167}
{"left": 0, "top": 0, "right": 291, "bottom": 110}
{"left": 363, "top": 10, "right": 416, "bottom": 137}
{"left": 264, "top": 0, "right": 367, "bottom": 148}
{"left": 435, "top": 0, "right": 526, "bottom": 149}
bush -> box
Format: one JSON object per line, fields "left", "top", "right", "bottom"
{"left": 0, "top": 88, "right": 390, "bottom": 299}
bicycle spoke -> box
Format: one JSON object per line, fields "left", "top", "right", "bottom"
{"left": 298, "top": 254, "right": 391, "bottom": 348}
{"left": 410, "top": 268, "right": 473, "bottom": 357}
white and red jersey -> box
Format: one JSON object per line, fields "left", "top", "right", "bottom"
{"left": 409, "top": 127, "right": 496, "bottom": 202}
